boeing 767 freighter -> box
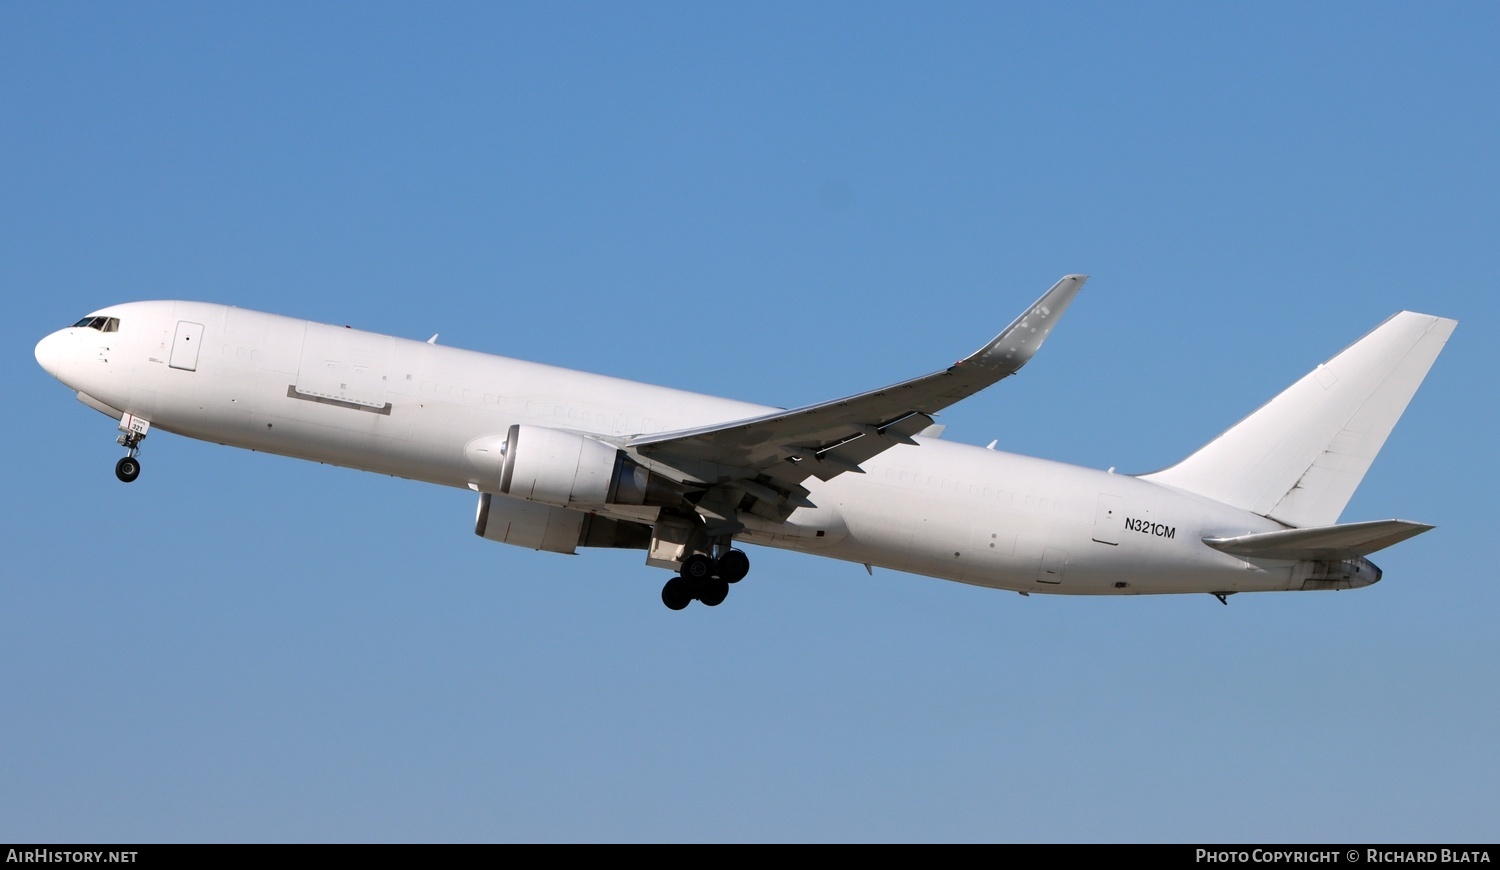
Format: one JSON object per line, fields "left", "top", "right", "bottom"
{"left": 34, "top": 276, "right": 1455, "bottom": 610}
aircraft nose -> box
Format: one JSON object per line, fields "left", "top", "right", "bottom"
{"left": 35, "top": 331, "right": 65, "bottom": 379}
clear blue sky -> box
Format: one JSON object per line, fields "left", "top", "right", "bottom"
{"left": 4, "top": 2, "right": 1496, "bottom": 843}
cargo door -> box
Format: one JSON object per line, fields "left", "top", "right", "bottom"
{"left": 293, "top": 323, "right": 394, "bottom": 411}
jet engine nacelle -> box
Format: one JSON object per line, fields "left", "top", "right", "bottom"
{"left": 474, "top": 492, "right": 651, "bottom": 554}
{"left": 469, "top": 424, "right": 687, "bottom": 508}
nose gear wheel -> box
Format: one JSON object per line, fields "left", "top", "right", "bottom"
{"left": 113, "top": 418, "right": 148, "bottom": 483}
{"left": 115, "top": 456, "right": 141, "bottom": 482}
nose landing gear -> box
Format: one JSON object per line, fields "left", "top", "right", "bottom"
{"left": 113, "top": 414, "right": 149, "bottom": 483}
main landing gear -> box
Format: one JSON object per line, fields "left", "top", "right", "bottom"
{"left": 660, "top": 548, "right": 751, "bottom": 611}
{"left": 113, "top": 414, "right": 149, "bottom": 483}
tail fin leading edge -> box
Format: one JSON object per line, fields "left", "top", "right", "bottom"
{"left": 1140, "top": 311, "right": 1457, "bottom": 529}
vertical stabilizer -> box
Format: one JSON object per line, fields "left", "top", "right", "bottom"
{"left": 1139, "top": 311, "right": 1456, "bottom": 528}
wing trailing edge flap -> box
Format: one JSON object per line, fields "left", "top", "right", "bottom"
{"left": 776, "top": 410, "right": 937, "bottom": 483}
{"left": 1202, "top": 519, "right": 1434, "bottom": 561}
{"left": 628, "top": 274, "right": 1088, "bottom": 502}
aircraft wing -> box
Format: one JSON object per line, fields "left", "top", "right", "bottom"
{"left": 628, "top": 275, "right": 1087, "bottom": 495}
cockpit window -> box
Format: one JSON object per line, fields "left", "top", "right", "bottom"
{"left": 72, "top": 316, "right": 120, "bottom": 332}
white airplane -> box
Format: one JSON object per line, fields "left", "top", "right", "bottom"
{"left": 34, "top": 276, "right": 1456, "bottom": 609}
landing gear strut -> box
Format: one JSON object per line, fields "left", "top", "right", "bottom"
{"left": 114, "top": 414, "right": 149, "bottom": 483}
{"left": 659, "top": 547, "right": 751, "bottom": 610}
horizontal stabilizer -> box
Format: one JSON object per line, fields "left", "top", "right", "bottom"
{"left": 1202, "top": 519, "right": 1434, "bottom": 561}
